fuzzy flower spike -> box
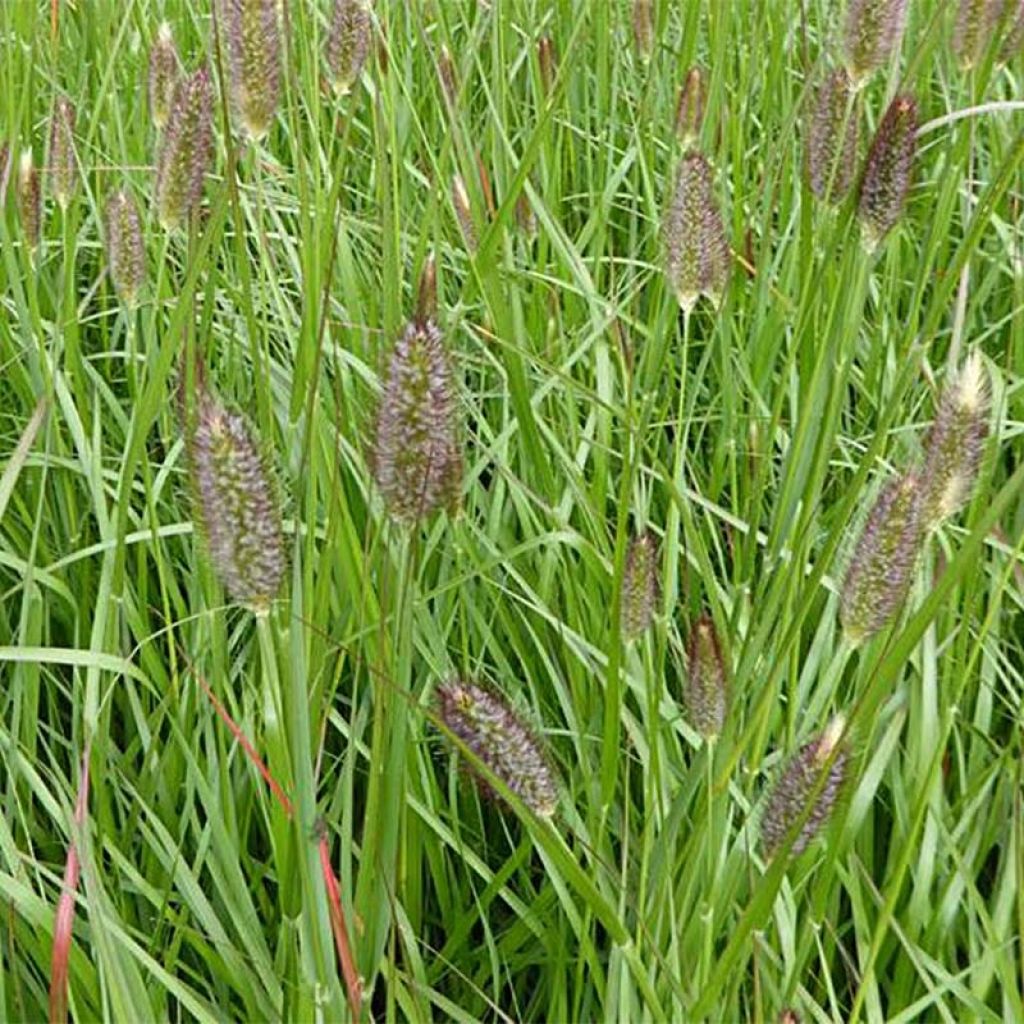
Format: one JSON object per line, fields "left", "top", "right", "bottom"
{"left": 685, "top": 614, "right": 729, "bottom": 739}
{"left": 805, "top": 68, "right": 858, "bottom": 204}
{"left": 327, "top": 0, "right": 372, "bottom": 95}
{"left": 857, "top": 93, "right": 917, "bottom": 250}
{"left": 220, "top": 0, "right": 281, "bottom": 140}
{"left": 436, "top": 679, "right": 559, "bottom": 818}
{"left": 49, "top": 96, "right": 78, "bottom": 210}
{"left": 843, "top": 0, "right": 909, "bottom": 83}
{"left": 105, "top": 189, "right": 145, "bottom": 307}
{"left": 621, "top": 532, "right": 659, "bottom": 642}
{"left": 149, "top": 22, "right": 180, "bottom": 130}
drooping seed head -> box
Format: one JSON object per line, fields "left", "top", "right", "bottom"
{"left": 436, "top": 679, "right": 559, "bottom": 818}
{"left": 16, "top": 149, "right": 40, "bottom": 253}
{"left": 452, "top": 173, "right": 477, "bottom": 253}
{"left": 685, "top": 614, "right": 729, "bottom": 739}
{"left": 327, "top": 0, "right": 372, "bottom": 95}
{"left": 840, "top": 472, "right": 923, "bottom": 645}
{"left": 105, "top": 189, "right": 145, "bottom": 307}
{"left": 842, "top": 0, "right": 909, "bottom": 83}
{"left": 674, "top": 66, "right": 705, "bottom": 148}
{"left": 372, "top": 318, "right": 462, "bottom": 524}
{"left": 954, "top": 0, "right": 1003, "bottom": 68}
{"left": 920, "top": 353, "right": 989, "bottom": 528}
{"left": 220, "top": 0, "right": 281, "bottom": 140}
{"left": 621, "top": 533, "right": 659, "bottom": 641}
{"left": 187, "top": 387, "right": 286, "bottom": 612}
{"left": 663, "top": 151, "right": 731, "bottom": 311}
{"left": 857, "top": 93, "right": 917, "bottom": 250}
{"left": 148, "top": 22, "right": 180, "bottom": 130}
{"left": 155, "top": 67, "right": 214, "bottom": 231}
{"left": 805, "top": 68, "right": 859, "bottom": 204}
{"left": 632, "top": 0, "right": 654, "bottom": 61}
{"left": 761, "top": 715, "right": 848, "bottom": 859}
{"left": 48, "top": 96, "right": 77, "bottom": 211}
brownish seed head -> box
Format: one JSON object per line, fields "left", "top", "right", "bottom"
{"left": 675, "top": 66, "right": 705, "bottom": 148}
{"left": 149, "top": 22, "right": 181, "bottom": 130}
{"left": 684, "top": 614, "right": 729, "bottom": 738}
{"left": 621, "top": 533, "right": 659, "bottom": 641}
{"left": 805, "top": 68, "right": 859, "bottom": 204}
{"left": 843, "top": 0, "right": 909, "bottom": 83}
{"left": 327, "top": 0, "right": 372, "bottom": 95}
{"left": 857, "top": 93, "right": 917, "bottom": 250}
{"left": 105, "top": 189, "right": 146, "bottom": 307}
{"left": 49, "top": 96, "right": 78, "bottom": 211}
{"left": 220, "top": 0, "right": 281, "bottom": 140}
{"left": 17, "top": 149, "right": 41, "bottom": 254}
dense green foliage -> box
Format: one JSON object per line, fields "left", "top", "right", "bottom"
{"left": 1, "top": 1, "right": 1023, "bottom": 1021}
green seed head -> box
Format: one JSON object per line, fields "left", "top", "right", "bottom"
{"left": 436, "top": 679, "right": 559, "bottom": 818}
{"left": 48, "top": 95, "right": 78, "bottom": 211}
{"left": 920, "top": 353, "right": 989, "bottom": 528}
{"left": 843, "top": 0, "right": 909, "bottom": 83}
{"left": 954, "top": 0, "right": 1003, "bottom": 69}
{"left": 857, "top": 93, "right": 917, "bottom": 250}
{"left": 148, "top": 22, "right": 180, "bottom": 131}
{"left": 155, "top": 67, "right": 214, "bottom": 231}
{"left": 104, "top": 189, "right": 145, "bottom": 307}
{"left": 221, "top": 0, "right": 281, "bottom": 140}
{"left": 761, "top": 715, "right": 848, "bottom": 860}
{"left": 840, "top": 472, "right": 923, "bottom": 645}
{"left": 663, "top": 151, "right": 730, "bottom": 311}
{"left": 327, "top": 0, "right": 371, "bottom": 95}
{"left": 621, "top": 533, "right": 659, "bottom": 642}
{"left": 806, "top": 68, "right": 859, "bottom": 204}
{"left": 685, "top": 614, "right": 729, "bottom": 739}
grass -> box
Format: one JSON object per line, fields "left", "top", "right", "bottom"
{"left": 1, "top": 0, "right": 1023, "bottom": 1021}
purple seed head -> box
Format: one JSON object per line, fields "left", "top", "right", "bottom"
{"left": 16, "top": 149, "right": 40, "bottom": 253}
{"left": 372, "top": 318, "right": 462, "bottom": 524}
{"left": 761, "top": 715, "right": 848, "bottom": 859}
{"left": 806, "top": 68, "right": 859, "bottom": 204}
{"left": 49, "top": 95, "right": 77, "bottom": 211}
{"left": 632, "top": 0, "right": 654, "bottom": 60}
{"left": 105, "top": 189, "right": 146, "bottom": 307}
{"left": 148, "top": 22, "right": 181, "bottom": 130}
{"left": 920, "top": 353, "right": 989, "bottom": 528}
{"left": 663, "top": 151, "right": 731, "bottom": 311}
{"left": 840, "top": 472, "right": 923, "bottom": 645}
{"left": 954, "top": 0, "right": 1003, "bottom": 68}
{"left": 685, "top": 614, "right": 729, "bottom": 739}
{"left": 327, "top": 0, "right": 372, "bottom": 95}
{"left": 187, "top": 387, "right": 286, "bottom": 612}
{"left": 674, "top": 66, "right": 706, "bottom": 148}
{"left": 621, "top": 532, "right": 659, "bottom": 641}
{"left": 220, "top": 0, "right": 281, "bottom": 140}
{"left": 857, "top": 93, "right": 917, "bottom": 250}
{"left": 436, "top": 679, "right": 559, "bottom": 818}
{"left": 155, "top": 67, "right": 214, "bottom": 231}
{"left": 843, "top": 0, "right": 909, "bottom": 83}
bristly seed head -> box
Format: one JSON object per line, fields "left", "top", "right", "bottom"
{"left": 674, "top": 66, "right": 705, "bottom": 148}
{"left": 187, "top": 386, "right": 286, "bottom": 613}
{"left": 842, "top": 0, "right": 909, "bottom": 83}
{"left": 327, "top": 0, "right": 372, "bottom": 95}
{"left": 954, "top": 0, "right": 1003, "bottom": 68}
{"left": 155, "top": 67, "right": 214, "bottom": 231}
{"left": 857, "top": 93, "right": 917, "bottom": 250}
{"left": 537, "top": 35, "right": 558, "bottom": 96}
{"left": 1000, "top": 1, "right": 1024, "bottom": 63}
{"left": 452, "top": 173, "right": 478, "bottom": 253}
{"left": 621, "top": 532, "right": 659, "bottom": 641}
{"left": 685, "top": 614, "right": 729, "bottom": 739}
{"left": 632, "top": 0, "right": 654, "bottom": 61}
{"left": 104, "top": 189, "right": 145, "bottom": 307}
{"left": 436, "top": 679, "right": 559, "bottom": 818}
{"left": 806, "top": 68, "right": 859, "bottom": 204}
{"left": 220, "top": 0, "right": 281, "bottom": 140}
{"left": 840, "top": 472, "right": 923, "bottom": 645}
{"left": 920, "top": 353, "right": 989, "bottom": 528}
{"left": 761, "top": 715, "right": 848, "bottom": 859}
{"left": 662, "top": 151, "right": 731, "bottom": 312}
{"left": 16, "top": 149, "right": 40, "bottom": 254}
{"left": 372, "top": 317, "right": 462, "bottom": 524}
{"left": 437, "top": 44, "right": 458, "bottom": 108}
{"left": 48, "top": 96, "right": 78, "bottom": 211}
{"left": 148, "top": 22, "right": 180, "bottom": 130}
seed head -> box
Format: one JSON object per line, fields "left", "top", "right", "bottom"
{"left": 761, "top": 715, "right": 848, "bottom": 859}
{"left": 187, "top": 387, "right": 286, "bottom": 612}
{"left": 842, "top": 0, "right": 909, "bottom": 83}
{"left": 16, "top": 149, "right": 40, "bottom": 253}
{"left": 805, "top": 68, "right": 859, "bottom": 204}
{"left": 954, "top": 0, "right": 1003, "bottom": 68}
{"left": 537, "top": 36, "right": 558, "bottom": 96}
{"left": 327, "top": 0, "right": 372, "bottom": 95}
{"left": 920, "top": 354, "right": 989, "bottom": 528}
{"left": 436, "top": 679, "right": 559, "bottom": 818}
{"left": 437, "top": 45, "right": 458, "bottom": 108}
{"left": 857, "top": 93, "right": 917, "bottom": 250}
{"left": 840, "top": 472, "right": 923, "bottom": 645}
{"left": 621, "top": 533, "right": 659, "bottom": 641}
{"left": 515, "top": 188, "right": 537, "bottom": 238}
{"left": 148, "top": 22, "right": 180, "bottom": 130}
{"left": 452, "top": 174, "right": 477, "bottom": 253}
{"left": 663, "top": 151, "right": 731, "bottom": 311}
{"left": 372, "top": 317, "right": 462, "bottom": 524}
{"left": 0, "top": 142, "right": 12, "bottom": 204}
{"left": 220, "top": 0, "right": 281, "bottom": 140}
{"left": 674, "top": 66, "right": 705, "bottom": 148}
{"left": 685, "top": 614, "right": 729, "bottom": 739}
{"left": 155, "top": 67, "right": 214, "bottom": 231}
{"left": 632, "top": 0, "right": 654, "bottom": 61}
{"left": 1000, "top": 1, "right": 1024, "bottom": 63}
{"left": 49, "top": 96, "right": 77, "bottom": 211}
{"left": 105, "top": 189, "right": 145, "bottom": 307}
